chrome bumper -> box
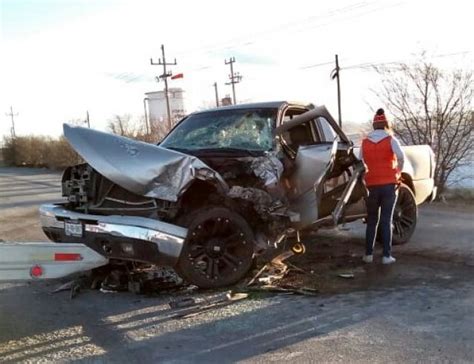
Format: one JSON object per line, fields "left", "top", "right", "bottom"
{"left": 39, "top": 204, "right": 187, "bottom": 266}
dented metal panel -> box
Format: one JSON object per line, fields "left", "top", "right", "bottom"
{"left": 289, "top": 141, "right": 338, "bottom": 229}
{"left": 63, "top": 124, "right": 228, "bottom": 202}
{"left": 275, "top": 105, "right": 350, "bottom": 144}
{"left": 227, "top": 186, "right": 275, "bottom": 214}
{"left": 250, "top": 153, "right": 284, "bottom": 187}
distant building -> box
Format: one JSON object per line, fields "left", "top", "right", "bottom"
{"left": 145, "top": 88, "right": 186, "bottom": 124}
{"left": 221, "top": 95, "right": 233, "bottom": 106}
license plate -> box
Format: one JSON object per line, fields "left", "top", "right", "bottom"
{"left": 65, "top": 221, "right": 83, "bottom": 237}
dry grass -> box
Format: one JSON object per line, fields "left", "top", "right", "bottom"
{"left": 2, "top": 136, "right": 82, "bottom": 169}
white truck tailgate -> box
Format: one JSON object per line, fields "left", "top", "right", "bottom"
{"left": 0, "top": 242, "right": 108, "bottom": 281}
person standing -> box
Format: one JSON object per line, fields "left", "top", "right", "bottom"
{"left": 360, "top": 108, "right": 405, "bottom": 264}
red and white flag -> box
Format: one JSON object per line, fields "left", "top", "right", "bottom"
{"left": 171, "top": 73, "right": 184, "bottom": 80}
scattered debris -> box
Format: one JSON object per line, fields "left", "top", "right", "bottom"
{"left": 128, "top": 266, "right": 183, "bottom": 294}
{"left": 51, "top": 277, "right": 87, "bottom": 299}
{"left": 339, "top": 224, "right": 351, "bottom": 231}
{"left": 338, "top": 273, "right": 355, "bottom": 279}
{"left": 246, "top": 285, "right": 318, "bottom": 296}
{"left": 101, "top": 269, "right": 128, "bottom": 292}
{"left": 169, "top": 297, "right": 197, "bottom": 309}
{"left": 185, "top": 285, "right": 199, "bottom": 293}
{"left": 51, "top": 265, "right": 185, "bottom": 297}
{"left": 171, "top": 291, "right": 249, "bottom": 319}
{"left": 248, "top": 250, "right": 295, "bottom": 286}
{"left": 51, "top": 280, "right": 76, "bottom": 294}
{"left": 247, "top": 240, "right": 309, "bottom": 286}
{"left": 286, "top": 261, "right": 311, "bottom": 275}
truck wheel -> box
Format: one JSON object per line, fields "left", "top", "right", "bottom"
{"left": 175, "top": 207, "right": 255, "bottom": 289}
{"left": 392, "top": 184, "right": 418, "bottom": 245}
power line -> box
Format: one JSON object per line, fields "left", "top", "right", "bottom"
{"left": 291, "top": 1, "right": 404, "bottom": 39}
{"left": 300, "top": 51, "right": 470, "bottom": 74}
{"left": 150, "top": 44, "right": 177, "bottom": 129}
{"left": 147, "top": 2, "right": 404, "bottom": 79}
{"left": 300, "top": 60, "right": 334, "bottom": 70}
{"left": 172, "top": 1, "right": 384, "bottom": 58}
{"left": 341, "top": 51, "right": 472, "bottom": 71}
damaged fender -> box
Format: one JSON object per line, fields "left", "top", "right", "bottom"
{"left": 250, "top": 153, "right": 284, "bottom": 187}
{"left": 63, "top": 124, "right": 228, "bottom": 202}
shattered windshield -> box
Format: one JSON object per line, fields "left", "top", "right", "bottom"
{"left": 160, "top": 108, "right": 277, "bottom": 152}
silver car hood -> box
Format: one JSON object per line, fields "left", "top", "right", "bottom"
{"left": 63, "top": 124, "right": 228, "bottom": 202}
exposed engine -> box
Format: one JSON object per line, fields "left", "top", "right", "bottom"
{"left": 62, "top": 164, "right": 177, "bottom": 219}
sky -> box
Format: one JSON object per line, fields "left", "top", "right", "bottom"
{"left": 1, "top": 0, "right": 472, "bottom": 139}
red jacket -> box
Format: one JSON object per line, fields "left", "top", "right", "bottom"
{"left": 361, "top": 135, "right": 401, "bottom": 186}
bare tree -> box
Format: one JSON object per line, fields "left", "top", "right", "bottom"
{"left": 107, "top": 114, "right": 146, "bottom": 139}
{"left": 373, "top": 58, "right": 473, "bottom": 194}
{"left": 107, "top": 114, "right": 179, "bottom": 144}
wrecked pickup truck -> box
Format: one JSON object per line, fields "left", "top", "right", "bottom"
{"left": 39, "top": 102, "right": 436, "bottom": 288}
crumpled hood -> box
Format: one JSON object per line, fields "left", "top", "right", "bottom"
{"left": 366, "top": 129, "right": 391, "bottom": 143}
{"left": 63, "top": 124, "right": 227, "bottom": 202}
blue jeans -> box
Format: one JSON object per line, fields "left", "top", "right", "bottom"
{"left": 365, "top": 184, "right": 398, "bottom": 257}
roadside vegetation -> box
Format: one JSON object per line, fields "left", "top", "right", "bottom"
{"left": 441, "top": 187, "right": 474, "bottom": 204}
{"left": 0, "top": 114, "right": 172, "bottom": 169}
{"left": 373, "top": 53, "right": 473, "bottom": 195}
{"left": 2, "top": 135, "right": 81, "bottom": 169}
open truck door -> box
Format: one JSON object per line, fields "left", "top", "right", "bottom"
{"left": 0, "top": 242, "right": 108, "bottom": 281}
{"left": 277, "top": 106, "right": 365, "bottom": 230}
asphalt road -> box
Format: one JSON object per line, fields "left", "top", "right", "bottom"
{"left": 0, "top": 167, "right": 473, "bottom": 363}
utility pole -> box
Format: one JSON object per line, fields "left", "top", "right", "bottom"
{"left": 143, "top": 97, "right": 150, "bottom": 135}
{"left": 5, "top": 106, "right": 18, "bottom": 138}
{"left": 225, "top": 57, "right": 242, "bottom": 105}
{"left": 86, "top": 110, "right": 90, "bottom": 128}
{"left": 150, "top": 44, "right": 177, "bottom": 130}
{"left": 213, "top": 82, "right": 219, "bottom": 107}
{"left": 331, "top": 54, "right": 342, "bottom": 127}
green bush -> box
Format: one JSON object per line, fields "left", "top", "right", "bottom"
{"left": 2, "top": 135, "right": 81, "bottom": 169}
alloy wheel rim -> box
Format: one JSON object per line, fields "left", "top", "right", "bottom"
{"left": 186, "top": 216, "right": 251, "bottom": 282}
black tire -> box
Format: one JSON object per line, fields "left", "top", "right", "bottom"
{"left": 175, "top": 207, "right": 255, "bottom": 289}
{"left": 392, "top": 184, "right": 418, "bottom": 245}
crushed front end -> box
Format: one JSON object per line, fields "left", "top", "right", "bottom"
{"left": 41, "top": 168, "right": 187, "bottom": 267}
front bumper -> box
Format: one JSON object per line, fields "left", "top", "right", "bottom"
{"left": 39, "top": 204, "right": 187, "bottom": 266}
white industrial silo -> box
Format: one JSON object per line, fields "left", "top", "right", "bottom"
{"left": 144, "top": 88, "right": 185, "bottom": 125}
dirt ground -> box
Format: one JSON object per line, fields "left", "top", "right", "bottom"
{"left": 1, "top": 167, "right": 473, "bottom": 363}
